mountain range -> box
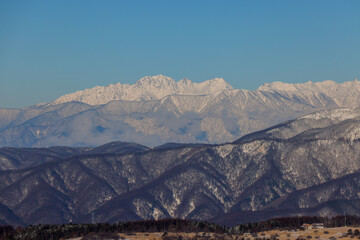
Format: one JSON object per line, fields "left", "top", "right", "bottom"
{"left": 2, "top": 75, "right": 360, "bottom": 226}
{"left": 1, "top": 75, "right": 360, "bottom": 147}
{"left": 51, "top": 75, "right": 233, "bottom": 105}
{"left": 1, "top": 108, "right": 360, "bottom": 226}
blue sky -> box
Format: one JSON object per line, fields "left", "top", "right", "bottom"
{"left": 1, "top": 0, "right": 360, "bottom": 108}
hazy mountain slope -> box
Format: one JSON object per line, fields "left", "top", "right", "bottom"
{"left": 236, "top": 108, "right": 360, "bottom": 143}
{"left": 85, "top": 141, "right": 149, "bottom": 155}
{"left": 0, "top": 108, "right": 21, "bottom": 130}
{"left": 0, "top": 146, "right": 86, "bottom": 170}
{"left": 0, "top": 102, "right": 92, "bottom": 131}
{"left": 1, "top": 108, "right": 360, "bottom": 225}
{"left": 0, "top": 141, "right": 149, "bottom": 170}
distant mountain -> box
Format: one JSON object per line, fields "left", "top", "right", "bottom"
{"left": 258, "top": 79, "right": 360, "bottom": 107}
{"left": 1, "top": 108, "right": 360, "bottom": 225}
{"left": 1, "top": 75, "right": 360, "bottom": 147}
{"left": 0, "top": 146, "right": 86, "bottom": 170}
{"left": 0, "top": 141, "right": 149, "bottom": 170}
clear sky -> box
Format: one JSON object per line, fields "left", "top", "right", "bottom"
{"left": 1, "top": 0, "right": 360, "bottom": 108}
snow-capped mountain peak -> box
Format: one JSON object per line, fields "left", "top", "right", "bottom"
{"left": 135, "top": 75, "right": 177, "bottom": 87}
{"left": 51, "top": 75, "right": 233, "bottom": 105}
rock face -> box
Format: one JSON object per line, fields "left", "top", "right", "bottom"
{"left": 2, "top": 76, "right": 360, "bottom": 147}
{"left": 1, "top": 108, "right": 360, "bottom": 226}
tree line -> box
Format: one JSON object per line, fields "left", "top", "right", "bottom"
{"left": 1, "top": 215, "right": 360, "bottom": 240}
{"left": 0, "top": 219, "right": 223, "bottom": 240}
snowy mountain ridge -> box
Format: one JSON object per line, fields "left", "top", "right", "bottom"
{"left": 258, "top": 78, "right": 359, "bottom": 92}
{"left": 51, "top": 75, "right": 360, "bottom": 107}
{"left": 300, "top": 107, "right": 360, "bottom": 121}
{"left": 258, "top": 78, "right": 360, "bottom": 105}
{"left": 52, "top": 75, "right": 233, "bottom": 105}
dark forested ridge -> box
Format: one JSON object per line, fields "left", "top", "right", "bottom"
{"left": 2, "top": 109, "right": 360, "bottom": 226}
{"left": 0, "top": 141, "right": 149, "bottom": 170}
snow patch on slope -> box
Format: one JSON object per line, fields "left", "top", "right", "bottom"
{"left": 215, "top": 144, "right": 235, "bottom": 158}
{"left": 343, "top": 126, "right": 360, "bottom": 142}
